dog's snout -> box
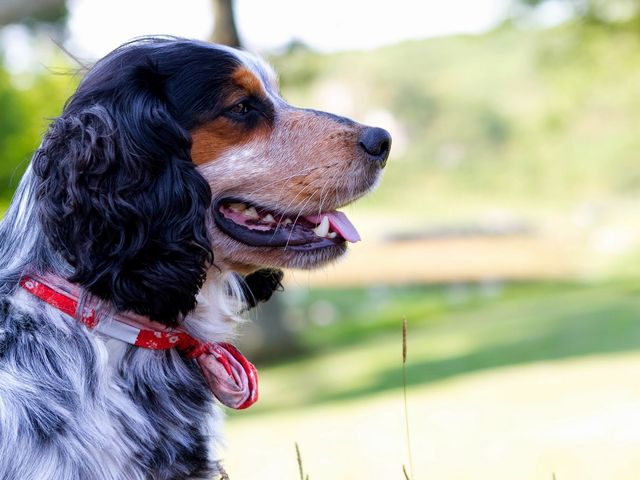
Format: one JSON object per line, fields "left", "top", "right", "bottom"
{"left": 359, "top": 127, "right": 391, "bottom": 167}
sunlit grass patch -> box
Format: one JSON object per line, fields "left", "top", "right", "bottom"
{"left": 226, "top": 279, "right": 640, "bottom": 479}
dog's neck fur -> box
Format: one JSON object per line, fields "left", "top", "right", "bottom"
{"left": 0, "top": 168, "right": 245, "bottom": 479}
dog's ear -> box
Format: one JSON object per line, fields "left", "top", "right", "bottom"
{"left": 239, "top": 269, "right": 284, "bottom": 310}
{"left": 31, "top": 64, "right": 212, "bottom": 325}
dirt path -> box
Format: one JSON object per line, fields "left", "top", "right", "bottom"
{"left": 287, "top": 234, "right": 580, "bottom": 288}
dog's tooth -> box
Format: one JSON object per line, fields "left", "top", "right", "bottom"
{"left": 313, "top": 216, "right": 330, "bottom": 237}
{"left": 283, "top": 218, "right": 293, "bottom": 225}
{"left": 327, "top": 232, "right": 337, "bottom": 239}
{"left": 263, "top": 214, "right": 275, "bottom": 223}
{"left": 229, "top": 203, "right": 246, "bottom": 212}
{"left": 243, "top": 207, "right": 259, "bottom": 219}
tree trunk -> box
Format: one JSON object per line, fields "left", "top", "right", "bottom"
{"left": 211, "top": 0, "right": 241, "bottom": 47}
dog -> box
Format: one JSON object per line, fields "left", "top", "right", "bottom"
{"left": 0, "top": 37, "right": 390, "bottom": 479}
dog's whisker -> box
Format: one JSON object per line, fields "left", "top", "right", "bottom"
{"left": 232, "top": 166, "right": 323, "bottom": 201}
{"left": 272, "top": 184, "right": 313, "bottom": 242}
{"left": 315, "top": 177, "right": 333, "bottom": 219}
{"left": 236, "top": 174, "right": 307, "bottom": 197}
{"left": 283, "top": 195, "right": 316, "bottom": 251}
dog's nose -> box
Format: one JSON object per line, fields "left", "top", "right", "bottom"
{"left": 359, "top": 127, "right": 391, "bottom": 167}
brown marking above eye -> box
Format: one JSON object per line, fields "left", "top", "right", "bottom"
{"left": 232, "top": 67, "right": 266, "bottom": 98}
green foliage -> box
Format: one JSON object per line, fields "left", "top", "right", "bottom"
{"left": 269, "top": 48, "right": 326, "bottom": 92}
{"left": 272, "top": 22, "right": 640, "bottom": 214}
{"left": 516, "top": 0, "right": 640, "bottom": 24}
{"left": 0, "top": 61, "right": 76, "bottom": 200}
{"left": 3, "top": 21, "right": 639, "bottom": 213}
{"left": 0, "top": 68, "right": 26, "bottom": 187}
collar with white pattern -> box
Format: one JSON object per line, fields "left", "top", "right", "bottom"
{"left": 20, "top": 274, "right": 258, "bottom": 410}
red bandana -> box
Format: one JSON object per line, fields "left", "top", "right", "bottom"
{"left": 19, "top": 275, "right": 258, "bottom": 410}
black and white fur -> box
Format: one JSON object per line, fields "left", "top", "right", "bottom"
{"left": 0, "top": 39, "right": 275, "bottom": 480}
{"left": 0, "top": 36, "right": 389, "bottom": 479}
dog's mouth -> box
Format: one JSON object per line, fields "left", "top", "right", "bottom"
{"left": 213, "top": 198, "right": 361, "bottom": 251}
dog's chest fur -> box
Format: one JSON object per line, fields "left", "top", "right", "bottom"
{"left": 0, "top": 289, "right": 223, "bottom": 480}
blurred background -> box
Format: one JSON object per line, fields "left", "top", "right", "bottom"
{"left": 2, "top": 0, "right": 640, "bottom": 478}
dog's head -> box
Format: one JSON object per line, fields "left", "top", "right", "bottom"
{"left": 31, "top": 38, "right": 390, "bottom": 324}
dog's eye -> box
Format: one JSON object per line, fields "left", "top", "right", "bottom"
{"left": 229, "top": 102, "right": 251, "bottom": 115}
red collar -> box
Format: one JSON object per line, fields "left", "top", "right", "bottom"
{"left": 20, "top": 274, "right": 258, "bottom": 410}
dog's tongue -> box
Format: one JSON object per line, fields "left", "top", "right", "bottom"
{"left": 305, "top": 211, "right": 361, "bottom": 243}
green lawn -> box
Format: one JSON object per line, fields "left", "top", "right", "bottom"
{"left": 225, "top": 279, "right": 640, "bottom": 479}
{"left": 235, "top": 280, "right": 640, "bottom": 416}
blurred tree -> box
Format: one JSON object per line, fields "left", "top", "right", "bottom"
{"left": 0, "top": 68, "right": 75, "bottom": 201}
{"left": 0, "top": 0, "right": 71, "bottom": 200}
{"left": 516, "top": 0, "right": 640, "bottom": 24}
{"left": 0, "top": 0, "right": 66, "bottom": 26}
{"left": 211, "top": 0, "right": 241, "bottom": 47}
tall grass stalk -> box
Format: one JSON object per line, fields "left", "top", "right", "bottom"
{"left": 295, "top": 442, "right": 309, "bottom": 480}
{"left": 403, "top": 465, "right": 411, "bottom": 480}
{"left": 402, "top": 317, "right": 415, "bottom": 480}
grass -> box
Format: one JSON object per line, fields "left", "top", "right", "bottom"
{"left": 401, "top": 317, "right": 414, "bottom": 480}
{"left": 281, "top": 281, "right": 581, "bottom": 349}
{"left": 226, "top": 351, "right": 640, "bottom": 479}
{"left": 225, "top": 279, "right": 640, "bottom": 478}
{"left": 235, "top": 279, "right": 640, "bottom": 415}
{"left": 295, "top": 443, "right": 310, "bottom": 480}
